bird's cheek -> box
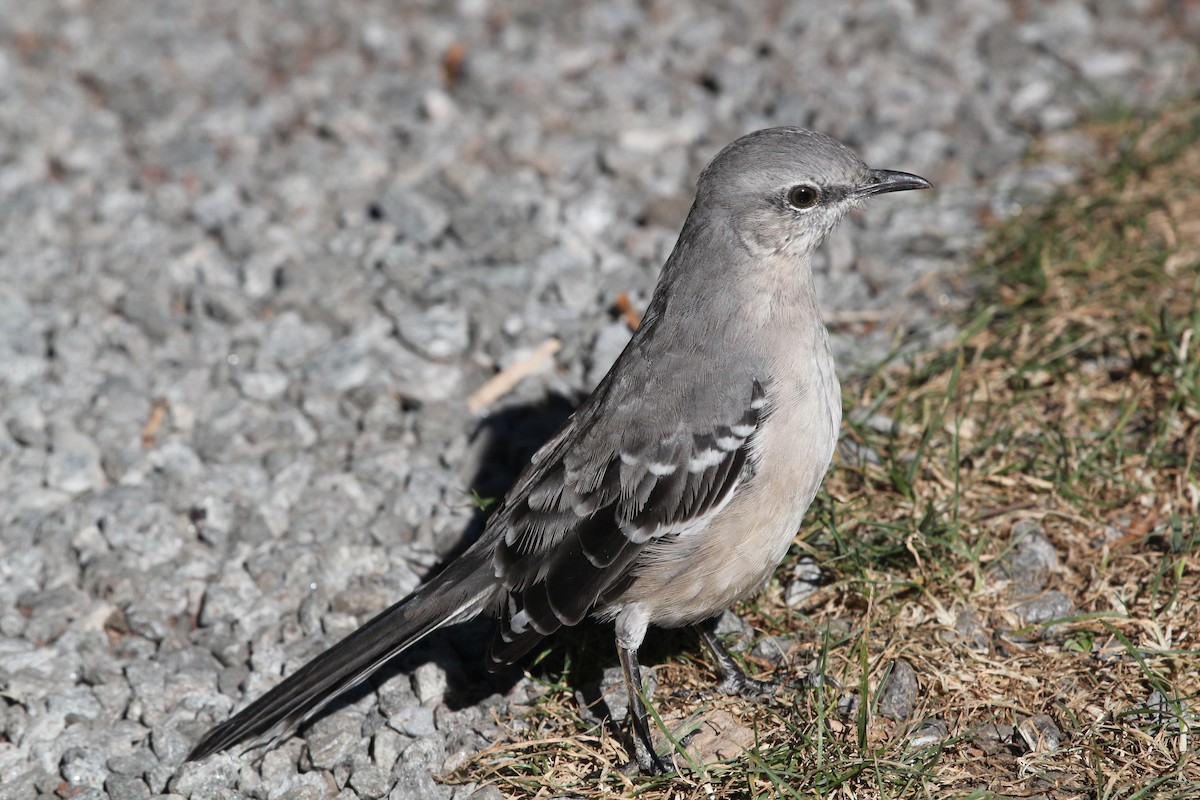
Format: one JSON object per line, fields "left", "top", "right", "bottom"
{"left": 733, "top": 213, "right": 789, "bottom": 256}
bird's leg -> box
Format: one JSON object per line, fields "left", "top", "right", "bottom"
{"left": 617, "top": 643, "right": 671, "bottom": 775}
{"left": 694, "top": 616, "right": 778, "bottom": 697}
{"left": 695, "top": 615, "right": 841, "bottom": 696}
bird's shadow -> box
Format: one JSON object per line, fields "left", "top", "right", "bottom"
{"left": 319, "top": 392, "right": 710, "bottom": 733}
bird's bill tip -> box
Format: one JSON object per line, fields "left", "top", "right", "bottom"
{"left": 861, "top": 169, "right": 933, "bottom": 195}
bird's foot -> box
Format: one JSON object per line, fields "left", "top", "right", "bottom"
{"left": 715, "top": 663, "right": 840, "bottom": 698}
{"left": 619, "top": 745, "right": 672, "bottom": 776}
{"left": 787, "top": 667, "right": 841, "bottom": 692}
{"left": 717, "top": 669, "right": 778, "bottom": 698}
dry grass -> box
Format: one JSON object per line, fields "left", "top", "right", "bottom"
{"left": 452, "top": 101, "right": 1200, "bottom": 799}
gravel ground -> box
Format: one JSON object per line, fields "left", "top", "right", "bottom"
{"left": 0, "top": 2, "right": 1197, "bottom": 798}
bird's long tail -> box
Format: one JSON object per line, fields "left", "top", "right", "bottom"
{"left": 186, "top": 548, "right": 496, "bottom": 761}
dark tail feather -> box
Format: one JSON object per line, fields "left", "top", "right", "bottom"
{"left": 187, "top": 551, "right": 496, "bottom": 761}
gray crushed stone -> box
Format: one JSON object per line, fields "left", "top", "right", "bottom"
{"left": 575, "top": 665, "right": 657, "bottom": 725}
{"left": 938, "top": 604, "right": 990, "bottom": 651}
{"left": 990, "top": 521, "right": 1074, "bottom": 640}
{"left": 972, "top": 721, "right": 1019, "bottom": 755}
{"left": 904, "top": 718, "right": 949, "bottom": 748}
{"left": 991, "top": 520, "right": 1060, "bottom": 594}
{"left": 1, "top": 1, "right": 1197, "bottom": 797}
{"left": 1013, "top": 590, "right": 1074, "bottom": 629}
{"left": 878, "top": 659, "right": 919, "bottom": 722}
{"left": 784, "top": 555, "right": 823, "bottom": 607}
{"left": 1017, "top": 713, "right": 1064, "bottom": 753}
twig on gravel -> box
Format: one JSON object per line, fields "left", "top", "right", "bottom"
{"left": 468, "top": 338, "right": 561, "bottom": 414}
{"left": 141, "top": 397, "right": 169, "bottom": 446}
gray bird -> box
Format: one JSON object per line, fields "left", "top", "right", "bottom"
{"left": 187, "top": 127, "right": 930, "bottom": 774}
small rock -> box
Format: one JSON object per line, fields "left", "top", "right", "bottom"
{"left": 878, "top": 659, "right": 918, "bottom": 721}
{"left": 385, "top": 295, "right": 470, "bottom": 362}
{"left": 400, "top": 736, "right": 447, "bottom": 773}
{"left": 750, "top": 635, "right": 795, "bottom": 665}
{"left": 992, "top": 520, "right": 1058, "bottom": 593}
{"left": 48, "top": 686, "right": 103, "bottom": 723}
{"left": 1091, "top": 524, "right": 1126, "bottom": 548}
{"left": 538, "top": 248, "right": 598, "bottom": 313}
{"left": 260, "top": 745, "right": 304, "bottom": 788}
{"left": 372, "top": 727, "right": 404, "bottom": 773}
{"left": 349, "top": 762, "right": 391, "bottom": 799}
{"left": 785, "top": 556, "right": 823, "bottom": 606}
{"left": 1013, "top": 590, "right": 1073, "bottom": 627}
{"left": 905, "top": 718, "right": 948, "bottom": 747}
{"left": 273, "top": 772, "right": 330, "bottom": 800}
{"left": 972, "top": 722, "right": 1018, "bottom": 755}
{"left": 236, "top": 370, "right": 290, "bottom": 401}
{"left": 435, "top": 704, "right": 484, "bottom": 738}
{"left": 192, "top": 183, "right": 242, "bottom": 231}
{"left": 45, "top": 427, "right": 106, "bottom": 494}
{"left": 1017, "top": 713, "right": 1062, "bottom": 752}
{"left": 465, "top": 785, "right": 505, "bottom": 800}
{"left": 837, "top": 694, "right": 860, "bottom": 717}
{"left": 104, "top": 775, "right": 151, "bottom": 800}
{"left": 684, "top": 710, "right": 755, "bottom": 762}
{"left": 19, "top": 587, "right": 92, "bottom": 647}
{"left": 576, "top": 665, "right": 656, "bottom": 724}
{"left": 6, "top": 394, "right": 46, "bottom": 446}
{"left": 388, "top": 704, "right": 437, "bottom": 738}
{"left": 412, "top": 661, "right": 448, "bottom": 707}
{"left": 375, "top": 672, "right": 418, "bottom": 717}
{"left": 378, "top": 186, "right": 450, "bottom": 245}
{"left": 260, "top": 312, "right": 333, "bottom": 370}
{"left": 1076, "top": 51, "right": 1138, "bottom": 82}
{"left": 710, "top": 610, "right": 753, "bottom": 651}
{"left": 847, "top": 410, "right": 897, "bottom": 434}
{"left": 167, "top": 757, "right": 238, "bottom": 795}
{"left": 1134, "top": 688, "right": 1188, "bottom": 728}
{"left": 117, "top": 282, "right": 174, "bottom": 340}
{"left": 149, "top": 725, "right": 190, "bottom": 764}
{"left": 61, "top": 747, "right": 107, "bottom": 790}
{"left": 304, "top": 712, "right": 364, "bottom": 770}
{"left": 59, "top": 790, "right": 106, "bottom": 800}
{"left": 390, "top": 769, "right": 451, "bottom": 800}
{"left": 106, "top": 749, "right": 158, "bottom": 777}
{"left": 942, "top": 606, "right": 989, "bottom": 650}
{"left": 836, "top": 439, "right": 882, "bottom": 467}
{"left": 144, "top": 763, "right": 175, "bottom": 794}
{"left": 421, "top": 89, "right": 458, "bottom": 124}
{"left": 442, "top": 728, "right": 486, "bottom": 776}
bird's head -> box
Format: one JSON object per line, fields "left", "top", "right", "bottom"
{"left": 693, "top": 127, "right": 931, "bottom": 259}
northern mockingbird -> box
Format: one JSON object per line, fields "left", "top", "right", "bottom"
{"left": 187, "top": 127, "right": 930, "bottom": 773}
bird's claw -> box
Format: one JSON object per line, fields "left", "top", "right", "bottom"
{"left": 792, "top": 668, "right": 841, "bottom": 692}
{"left": 717, "top": 671, "right": 779, "bottom": 698}
{"left": 620, "top": 750, "right": 672, "bottom": 776}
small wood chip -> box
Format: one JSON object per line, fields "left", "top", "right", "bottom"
{"left": 443, "top": 41, "right": 466, "bottom": 86}
{"left": 141, "top": 397, "right": 169, "bottom": 447}
{"left": 467, "top": 339, "right": 561, "bottom": 414}
{"left": 613, "top": 293, "right": 642, "bottom": 331}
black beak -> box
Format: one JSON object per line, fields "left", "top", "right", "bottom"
{"left": 860, "top": 169, "right": 933, "bottom": 196}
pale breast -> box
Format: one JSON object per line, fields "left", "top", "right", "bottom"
{"left": 614, "top": 325, "right": 841, "bottom": 630}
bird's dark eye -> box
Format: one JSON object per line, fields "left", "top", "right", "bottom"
{"left": 787, "top": 184, "right": 820, "bottom": 209}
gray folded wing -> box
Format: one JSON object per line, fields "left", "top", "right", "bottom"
{"left": 487, "top": 377, "right": 767, "bottom": 664}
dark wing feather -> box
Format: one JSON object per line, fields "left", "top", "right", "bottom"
{"left": 485, "top": 378, "right": 768, "bottom": 666}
